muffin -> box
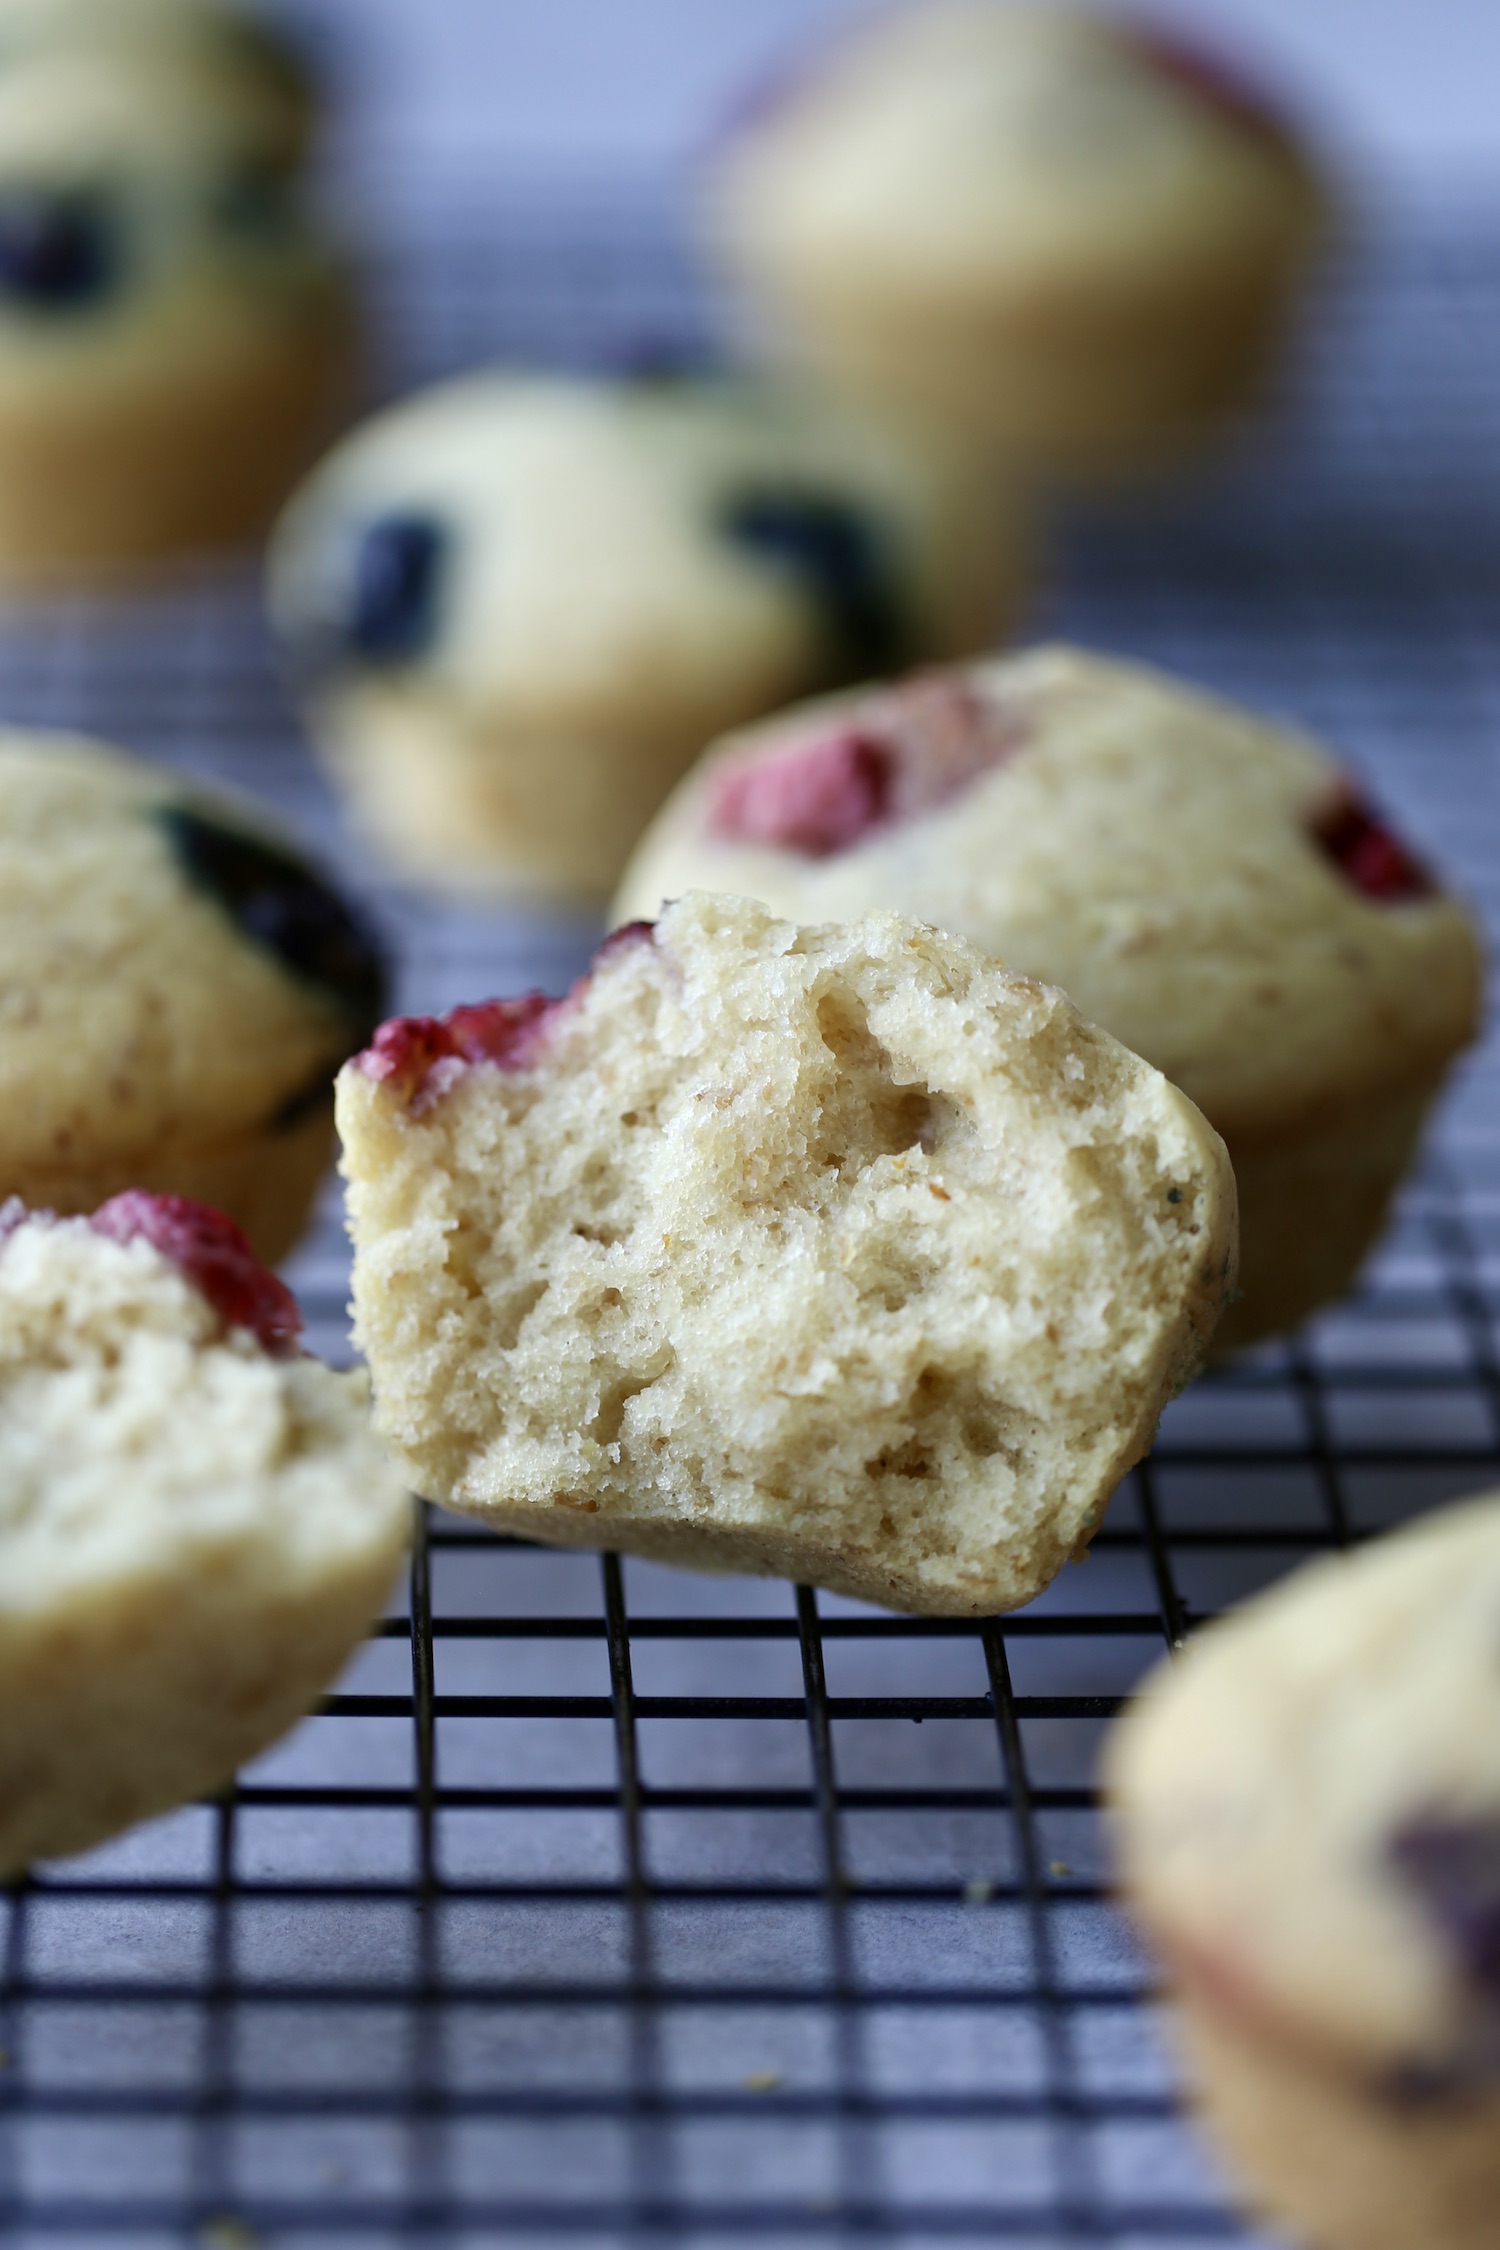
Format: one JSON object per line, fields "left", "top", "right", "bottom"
{"left": 705, "top": 2, "right": 1325, "bottom": 477}
{"left": 0, "top": 1192, "right": 410, "bottom": 1877}
{"left": 1108, "top": 1491, "right": 1500, "bottom": 2250}
{"left": 614, "top": 648, "right": 1482, "bottom": 1350}
{"left": 336, "top": 893, "right": 1236, "bottom": 1615}
{"left": 0, "top": 0, "right": 313, "bottom": 144}
{"left": 0, "top": 11, "right": 350, "bottom": 580}
{"left": 267, "top": 372, "right": 1030, "bottom": 906}
{"left": 0, "top": 729, "right": 387, "bottom": 1261}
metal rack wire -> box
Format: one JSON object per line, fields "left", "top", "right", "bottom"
{"left": 1, "top": 189, "right": 1499, "bottom": 2246}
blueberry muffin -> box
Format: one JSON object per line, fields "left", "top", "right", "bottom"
{"left": 1108, "top": 1492, "right": 1500, "bottom": 2250}
{"left": 0, "top": 729, "right": 387, "bottom": 1260}
{"left": 267, "top": 373, "right": 1030, "bottom": 906}
{"left": 705, "top": 3, "right": 1325, "bottom": 477}
{"left": 615, "top": 648, "right": 1482, "bottom": 1350}
{"left": 0, "top": 0, "right": 313, "bottom": 144}
{"left": 0, "top": 14, "right": 349, "bottom": 579}
{"left": 0, "top": 1193, "right": 410, "bottom": 1877}
{"left": 336, "top": 893, "right": 1235, "bottom": 1615}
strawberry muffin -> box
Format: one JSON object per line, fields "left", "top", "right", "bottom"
{"left": 705, "top": 2, "right": 1326, "bottom": 477}
{"left": 0, "top": 1193, "right": 410, "bottom": 1877}
{"left": 0, "top": 0, "right": 313, "bottom": 142}
{"left": 614, "top": 648, "right": 1482, "bottom": 1350}
{"left": 337, "top": 893, "right": 1235, "bottom": 1614}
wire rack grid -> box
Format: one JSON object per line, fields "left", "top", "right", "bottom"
{"left": 1, "top": 184, "right": 1499, "bottom": 2249}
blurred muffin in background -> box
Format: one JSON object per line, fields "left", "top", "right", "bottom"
{"left": 613, "top": 647, "right": 1482, "bottom": 1350}
{"left": 267, "top": 371, "right": 1031, "bottom": 908}
{"left": 0, "top": 730, "right": 387, "bottom": 1262}
{"left": 704, "top": 3, "right": 1326, "bottom": 480}
{"left": 1108, "top": 1491, "right": 1500, "bottom": 2250}
{"left": 0, "top": 0, "right": 314, "bottom": 147}
{"left": 0, "top": 3, "right": 351, "bottom": 582}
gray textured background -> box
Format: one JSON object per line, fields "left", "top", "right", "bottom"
{"left": 281, "top": 0, "right": 1500, "bottom": 204}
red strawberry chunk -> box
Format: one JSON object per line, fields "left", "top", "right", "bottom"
{"left": 708, "top": 729, "right": 891, "bottom": 857}
{"left": 595, "top": 917, "right": 661, "bottom": 967}
{"left": 706, "top": 675, "right": 1024, "bottom": 860}
{"left": 359, "top": 994, "right": 559, "bottom": 1093}
{"left": 1311, "top": 789, "right": 1434, "bottom": 903}
{"left": 90, "top": 1192, "right": 303, "bottom": 1357}
{"left": 358, "top": 924, "right": 658, "bottom": 1108}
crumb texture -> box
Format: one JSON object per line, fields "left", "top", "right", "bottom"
{"left": 340, "top": 894, "right": 1235, "bottom": 1614}
{"left": 0, "top": 1207, "right": 410, "bottom": 1875}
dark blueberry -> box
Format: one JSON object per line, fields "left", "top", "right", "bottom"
{"left": 1379, "top": 2051, "right": 1500, "bottom": 2109}
{"left": 345, "top": 513, "right": 447, "bottom": 666}
{"left": 213, "top": 158, "right": 302, "bottom": 246}
{"left": 1389, "top": 1813, "right": 1500, "bottom": 2004}
{"left": 0, "top": 187, "right": 116, "bottom": 309}
{"left": 719, "top": 489, "right": 910, "bottom": 681}
{"left": 158, "top": 806, "right": 389, "bottom": 1043}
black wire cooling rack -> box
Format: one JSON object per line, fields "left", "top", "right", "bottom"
{"left": 1, "top": 179, "right": 1500, "bottom": 2248}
